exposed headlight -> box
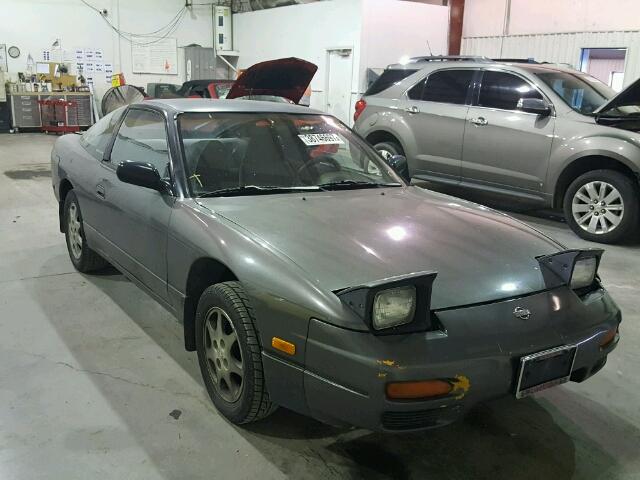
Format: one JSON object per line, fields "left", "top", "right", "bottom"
{"left": 571, "top": 257, "right": 598, "bottom": 289}
{"left": 372, "top": 285, "right": 416, "bottom": 329}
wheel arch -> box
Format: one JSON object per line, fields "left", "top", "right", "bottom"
{"left": 58, "top": 178, "right": 74, "bottom": 232}
{"left": 365, "top": 130, "right": 406, "bottom": 154}
{"left": 183, "top": 257, "right": 238, "bottom": 351}
{"left": 553, "top": 155, "right": 639, "bottom": 209}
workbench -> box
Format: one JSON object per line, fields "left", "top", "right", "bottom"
{"left": 9, "top": 92, "right": 94, "bottom": 131}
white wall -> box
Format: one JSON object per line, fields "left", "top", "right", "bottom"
{"left": 1, "top": 0, "right": 213, "bottom": 98}
{"left": 463, "top": 0, "right": 640, "bottom": 38}
{"left": 233, "top": 0, "right": 363, "bottom": 115}
{"left": 360, "top": 0, "right": 449, "bottom": 81}
{"left": 233, "top": 0, "right": 448, "bottom": 121}
{"left": 461, "top": 0, "right": 507, "bottom": 38}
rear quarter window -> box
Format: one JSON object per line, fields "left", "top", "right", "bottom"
{"left": 365, "top": 69, "right": 418, "bottom": 96}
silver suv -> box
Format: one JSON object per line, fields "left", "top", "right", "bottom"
{"left": 354, "top": 56, "right": 640, "bottom": 243}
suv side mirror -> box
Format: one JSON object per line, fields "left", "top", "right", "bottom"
{"left": 518, "top": 98, "right": 552, "bottom": 116}
{"left": 386, "top": 154, "right": 410, "bottom": 183}
{"left": 117, "top": 161, "right": 163, "bottom": 191}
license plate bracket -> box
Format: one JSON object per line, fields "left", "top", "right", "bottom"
{"left": 515, "top": 345, "right": 577, "bottom": 399}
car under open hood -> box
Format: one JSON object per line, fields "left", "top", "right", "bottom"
{"left": 226, "top": 57, "right": 317, "bottom": 104}
{"left": 198, "top": 187, "right": 562, "bottom": 310}
{"left": 594, "top": 77, "right": 640, "bottom": 124}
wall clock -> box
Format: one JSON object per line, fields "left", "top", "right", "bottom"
{"left": 8, "top": 46, "right": 20, "bottom": 58}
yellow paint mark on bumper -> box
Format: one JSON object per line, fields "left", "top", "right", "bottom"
{"left": 451, "top": 375, "right": 471, "bottom": 400}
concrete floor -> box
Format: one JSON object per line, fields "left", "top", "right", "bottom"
{"left": 0, "top": 132, "right": 639, "bottom": 480}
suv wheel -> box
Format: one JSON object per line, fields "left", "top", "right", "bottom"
{"left": 373, "top": 140, "right": 403, "bottom": 160}
{"left": 563, "top": 169, "right": 639, "bottom": 243}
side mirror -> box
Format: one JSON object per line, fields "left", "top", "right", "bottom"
{"left": 518, "top": 98, "right": 552, "bottom": 116}
{"left": 386, "top": 154, "right": 410, "bottom": 183}
{"left": 116, "top": 161, "right": 163, "bottom": 191}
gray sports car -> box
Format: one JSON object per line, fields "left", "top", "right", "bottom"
{"left": 51, "top": 97, "right": 621, "bottom": 432}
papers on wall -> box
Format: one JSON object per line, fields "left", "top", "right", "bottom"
{"left": 131, "top": 37, "right": 178, "bottom": 75}
{"left": 71, "top": 47, "right": 114, "bottom": 87}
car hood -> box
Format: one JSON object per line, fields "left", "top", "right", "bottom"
{"left": 226, "top": 57, "right": 317, "bottom": 104}
{"left": 594, "top": 76, "right": 640, "bottom": 115}
{"left": 197, "top": 187, "right": 562, "bottom": 310}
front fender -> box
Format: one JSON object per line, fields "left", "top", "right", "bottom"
{"left": 167, "top": 200, "right": 366, "bottom": 364}
{"left": 550, "top": 129, "right": 640, "bottom": 188}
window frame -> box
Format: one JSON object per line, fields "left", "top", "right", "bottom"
{"left": 104, "top": 105, "right": 178, "bottom": 194}
{"left": 79, "top": 107, "right": 126, "bottom": 161}
{"left": 472, "top": 68, "right": 555, "bottom": 115}
{"left": 403, "top": 67, "right": 479, "bottom": 106}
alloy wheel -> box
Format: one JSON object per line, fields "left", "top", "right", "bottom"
{"left": 203, "top": 307, "right": 244, "bottom": 403}
{"left": 572, "top": 181, "right": 624, "bottom": 235}
{"left": 377, "top": 148, "right": 393, "bottom": 160}
{"left": 68, "top": 202, "right": 83, "bottom": 259}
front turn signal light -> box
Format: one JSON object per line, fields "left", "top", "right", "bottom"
{"left": 599, "top": 327, "right": 618, "bottom": 349}
{"left": 386, "top": 380, "right": 452, "bottom": 400}
{"left": 272, "top": 337, "right": 296, "bottom": 355}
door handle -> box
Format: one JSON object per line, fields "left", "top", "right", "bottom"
{"left": 470, "top": 117, "right": 488, "bottom": 126}
{"left": 405, "top": 105, "right": 419, "bottom": 114}
{"left": 96, "top": 184, "right": 106, "bottom": 199}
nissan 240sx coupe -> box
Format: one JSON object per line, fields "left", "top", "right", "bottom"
{"left": 51, "top": 97, "right": 621, "bottom": 432}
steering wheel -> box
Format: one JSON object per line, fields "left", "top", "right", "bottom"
{"left": 296, "top": 155, "right": 341, "bottom": 178}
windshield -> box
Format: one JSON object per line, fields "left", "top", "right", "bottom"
{"left": 178, "top": 113, "right": 402, "bottom": 196}
{"left": 534, "top": 70, "right": 614, "bottom": 115}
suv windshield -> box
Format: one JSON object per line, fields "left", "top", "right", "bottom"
{"left": 179, "top": 113, "right": 402, "bottom": 196}
{"left": 534, "top": 70, "right": 614, "bottom": 115}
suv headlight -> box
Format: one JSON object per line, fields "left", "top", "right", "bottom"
{"left": 373, "top": 286, "right": 416, "bottom": 329}
{"left": 570, "top": 257, "right": 598, "bottom": 289}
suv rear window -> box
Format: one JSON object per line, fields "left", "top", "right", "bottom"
{"left": 365, "top": 69, "right": 417, "bottom": 96}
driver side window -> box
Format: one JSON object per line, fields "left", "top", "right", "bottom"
{"left": 478, "top": 71, "right": 543, "bottom": 111}
{"left": 110, "top": 109, "right": 171, "bottom": 180}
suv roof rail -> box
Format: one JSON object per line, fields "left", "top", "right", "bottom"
{"left": 492, "top": 58, "right": 541, "bottom": 64}
{"left": 407, "top": 55, "right": 492, "bottom": 63}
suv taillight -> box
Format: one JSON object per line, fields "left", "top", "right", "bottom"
{"left": 354, "top": 99, "right": 367, "bottom": 122}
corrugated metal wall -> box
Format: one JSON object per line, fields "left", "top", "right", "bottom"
{"left": 462, "top": 31, "right": 640, "bottom": 87}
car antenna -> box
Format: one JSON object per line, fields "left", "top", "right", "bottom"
{"left": 426, "top": 40, "right": 433, "bottom": 56}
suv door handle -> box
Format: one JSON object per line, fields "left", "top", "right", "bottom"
{"left": 405, "top": 106, "right": 419, "bottom": 114}
{"left": 96, "top": 184, "right": 106, "bottom": 199}
{"left": 470, "top": 117, "right": 488, "bottom": 126}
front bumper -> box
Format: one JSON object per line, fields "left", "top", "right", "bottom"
{"left": 299, "top": 286, "right": 620, "bottom": 432}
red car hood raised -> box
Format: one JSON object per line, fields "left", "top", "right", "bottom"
{"left": 226, "top": 57, "right": 317, "bottom": 104}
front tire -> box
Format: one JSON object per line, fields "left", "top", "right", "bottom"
{"left": 195, "top": 281, "right": 276, "bottom": 424}
{"left": 563, "top": 169, "right": 639, "bottom": 243}
{"left": 63, "top": 191, "right": 109, "bottom": 272}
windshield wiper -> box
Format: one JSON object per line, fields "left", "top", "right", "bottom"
{"left": 318, "top": 180, "right": 402, "bottom": 190}
{"left": 197, "top": 185, "right": 322, "bottom": 198}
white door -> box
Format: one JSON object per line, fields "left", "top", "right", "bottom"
{"left": 326, "top": 49, "right": 353, "bottom": 124}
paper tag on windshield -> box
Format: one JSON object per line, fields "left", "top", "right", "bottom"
{"left": 298, "top": 133, "right": 344, "bottom": 146}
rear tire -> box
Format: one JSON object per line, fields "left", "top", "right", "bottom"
{"left": 373, "top": 140, "right": 403, "bottom": 160}
{"left": 563, "top": 169, "right": 639, "bottom": 243}
{"left": 195, "top": 281, "right": 276, "bottom": 424}
{"left": 63, "top": 191, "right": 109, "bottom": 272}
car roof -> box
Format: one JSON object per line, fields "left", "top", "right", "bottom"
{"left": 142, "top": 98, "right": 323, "bottom": 115}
